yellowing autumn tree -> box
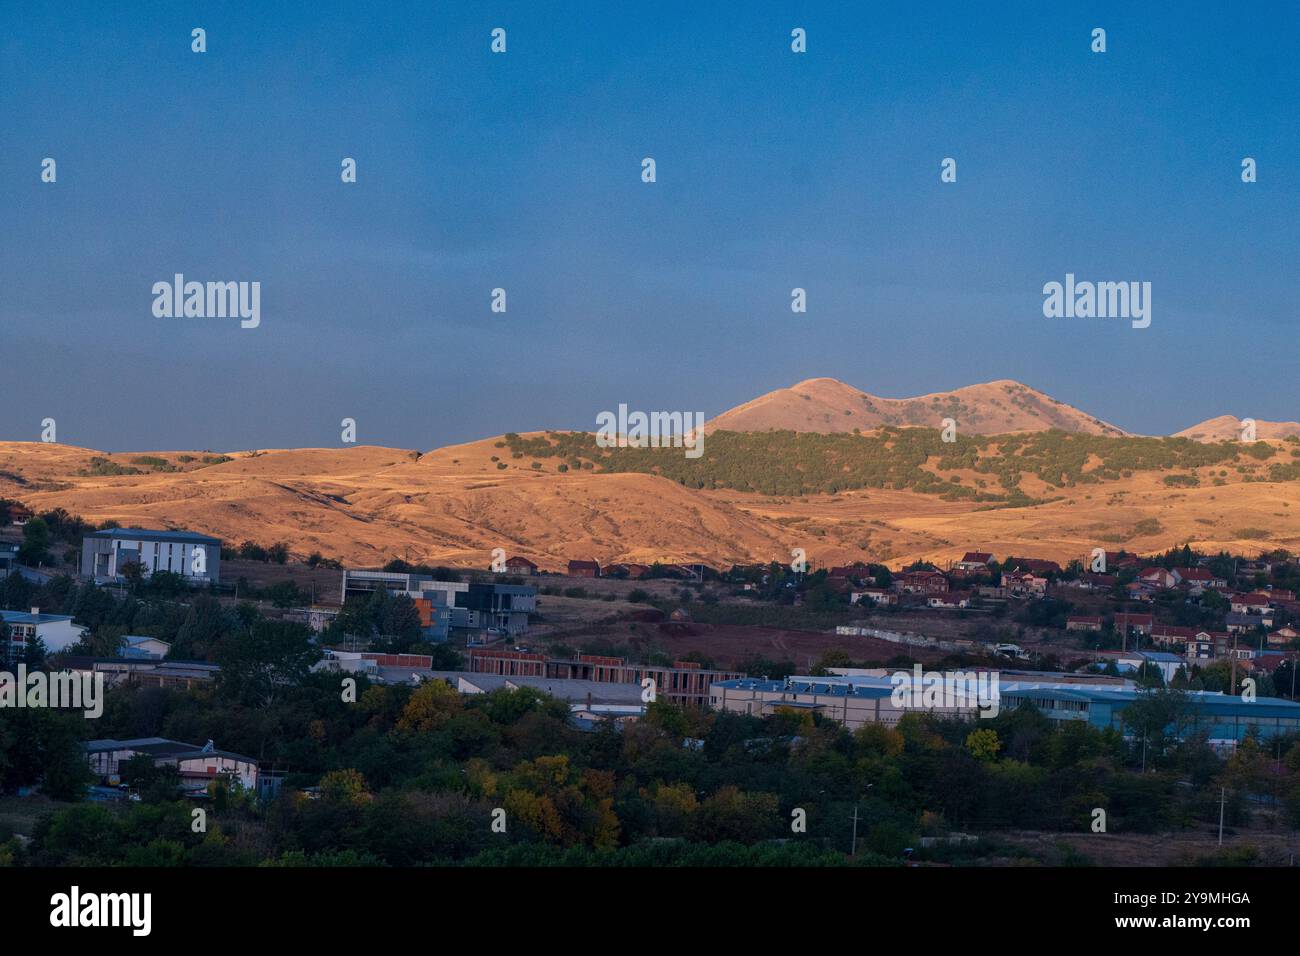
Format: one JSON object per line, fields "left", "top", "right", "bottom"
{"left": 965, "top": 728, "right": 1001, "bottom": 762}
{"left": 395, "top": 679, "right": 462, "bottom": 733}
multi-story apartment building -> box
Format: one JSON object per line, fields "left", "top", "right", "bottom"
{"left": 81, "top": 528, "right": 221, "bottom": 585}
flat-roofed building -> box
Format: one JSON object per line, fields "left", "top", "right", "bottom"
{"left": 340, "top": 570, "right": 468, "bottom": 641}
{"left": 1, "top": 607, "right": 87, "bottom": 659}
{"left": 119, "top": 635, "right": 171, "bottom": 659}
{"left": 711, "top": 672, "right": 1300, "bottom": 750}
{"left": 469, "top": 649, "right": 741, "bottom": 707}
{"left": 84, "top": 737, "right": 257, "bottom": 791}
{"left": 82, "top": 528, "right": 220, "bottom": 585}
{"left": 0, "top": 542, "right": 18, "bottom": 578}
{"left": 62, "top": 656, "right": 219, "bottom": 690}
{"left": 459, "top": 582, "right": 536, "bottom": 635}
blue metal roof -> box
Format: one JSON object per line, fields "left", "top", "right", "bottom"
{"left": 719, "top": 675, "right": 1300, "bottom": 720}
{"left": 0, "top": 609, "right": 75, "bottom": 624}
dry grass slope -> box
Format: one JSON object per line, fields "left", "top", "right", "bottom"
{"left": 4, "top": 426, "right": 1299, "bottom": 572}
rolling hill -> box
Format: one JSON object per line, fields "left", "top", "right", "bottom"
{"left": 3, "top": 422, "right": 1299, "bottom": 573}
{"left": 705, "top": 378, "right": 1129, "bottom": 436}
{"left": 1, "top": 377, "right": 1296, "bottom": 572}
{"left": 1174, "top": 415, "right": 1300, "bottom": 442}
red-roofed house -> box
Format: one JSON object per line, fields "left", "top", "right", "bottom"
{"left": 605, "top": 563, "right": 650, "bottom": 580}
{"left": 1233, "top": 593, "right": 1273, "bottom": 613}
{"left": 1268, "top": 626, "right": 1300, "bottom": 648}
{"left": 1138, "top": 568, "right": 1179, "bottom": 590}
{"left": 829, "top": 563, "right": 873, "bottom": 582}
{"left": 1151, "top": 625, "right": 1196, "bottom": 648}
{"left": 1178, "top": 567, "right": 1227, "bottom": 591}
{"left": 1114, "top": 612, "right": 1154, "bottom": 636}
{"left": 567, "top": 560, "right": 601, "bottom": 578}
{"left": 955, "top": 551, "right": 995, "bottom": 572}
{"left": 1003, "top": 569, "right": 1047, "bottom": 597}
{"left": 897, "top": 570, "right": 949, "bottom": 594}
{"left": 1003, "top": 557, "right": 1062, "bottom": 575}
{"left": 504, "top": 556, "right": 539, "bottom": 576}
{"left": 1250, "top": 652, "right": 1300, "bottom": 676}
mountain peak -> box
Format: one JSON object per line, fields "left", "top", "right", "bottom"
{"left": 708, "top": 378, "right": 1127, "bottom": 436}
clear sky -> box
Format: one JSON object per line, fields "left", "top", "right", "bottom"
{"left": 2, "top": 1, "right": 1297, "bottom": 451}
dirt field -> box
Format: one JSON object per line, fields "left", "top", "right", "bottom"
{"left": 998, "top": 824, "right": 1300, "bottom": 866}
{"left": 221, "top": 559, "right": 348, "bottom": 602}
{"left": 527, "top": 602, "right": 954, "bottom": 670}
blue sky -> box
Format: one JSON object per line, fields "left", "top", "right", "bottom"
{"left": 2, "top": 1, "right": 1297, "bottom": 451}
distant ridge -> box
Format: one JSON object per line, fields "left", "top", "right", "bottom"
{"left": 1175, "top": 415, "right": 1300, "bottom": 442}
{"left": 706, "top": 378, "right": 1128, "bottom": 436}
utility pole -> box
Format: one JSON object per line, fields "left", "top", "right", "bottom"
{"left": 1218, "top": 787, "right": 1226, "bottom": 846}
{"left": 850, "top": 805, "right": 859, "bottom": 858}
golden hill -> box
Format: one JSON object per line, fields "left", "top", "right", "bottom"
{"left": 1174, "top": 415, "right": 1300, "bottom": 442}
{"left": 706, "top": 378, "right": 1128, "bottom": 436}
{"left": 3, "top": 431, "right": 1299, "bottom": 573}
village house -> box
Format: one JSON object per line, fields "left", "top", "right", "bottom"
{"left": 668, "top": 563, "right": 715, "bottom": 582}
{"left": 1151, "top": 625, "right": 1197, "bottom": 650}
{"left": 829, "top": 562, "right": 873, "bottom": 583}
{"left": 852, "top": 587, "right": 897, "bottom": 607}
{"left": 567, "top": 559, "right": 601, "bottom": 578}
{"left": 1226, "top": 612, "right": 1270, "bottom": 635}
{"left": 1185, "top": 631, "right": 1252, "bottom": 662}
{"left": 1002, "top": 569, "right": 1047, "bottom": 598}
{"left": 927, "top": 591, "right": 973, "bottom": 610}
{"left": 503, "top": 556, "right": 539, "bottom": 576}
{"left": 605, "top": 563, "right": 650, "bottom": 579}
{"left": 954, "top": 551, "right": 994, "bottom": 572}
{"left": 1185, "top": 633, "right": 1216, "bottom": 661}
{"left": 896, "top": 570, "right": 949, "bottom": 594}
{"left": 1177, "top": 567, "right": 1227, "bottom": 592}
{"left": 4, "top": 503, "right": 33, "bottom": 526}
{"left": 1268, "top": 626, "right": 1300, "bottom": 649}
{"left": 1067, "top": 615, "right": 1103, "bottom": 633}
{"left": 1137, "top": 567, "right": 1179, "bottom": 590}
{"left": 1232, "top": 592, "right": 1274, "bottom": 615}
{"left": 1249, "top": 651, "right": 1300, "bottom": 679}
{"left": 1002, "top": 557, "right": 1062, "bottom": 576}
{"left": 1113, "top": 612, "right": 1154, "bottom": 637}
{"left": 1124, "top": 581, "right": 1157, "bottom": 602}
